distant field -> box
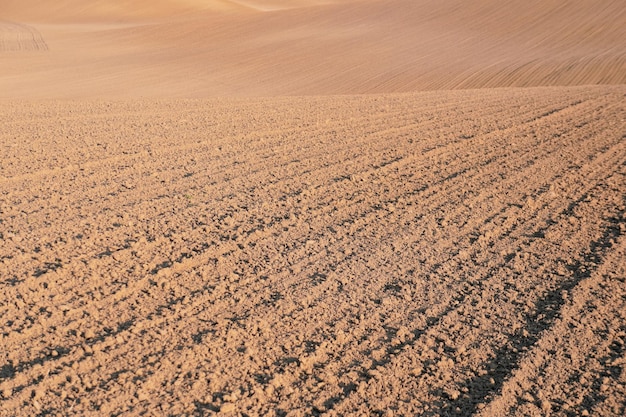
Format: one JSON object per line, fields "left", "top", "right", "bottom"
{"left": 0, "top": 0, "right": 624, "bottom": 97}
{"left": 0, "top": 22, "right": 47, "bottom": 52}
{"left": 1, "top": 86, "right": 624, "bottom": 416}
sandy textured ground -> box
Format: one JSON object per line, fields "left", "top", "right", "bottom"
{"left": 0, "top": 0, "right": 625, "bottom": 97}
{"left": 1, "top": 0, "right": 626, "bottom": 416}
{"left": 1, "top": 86, "right": 625, "bottom": 416}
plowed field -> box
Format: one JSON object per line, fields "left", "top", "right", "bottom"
{"left": 1, "top": 86, "right": 625, "bottom": 416}
{"left": 0, "top": 22, "right": 47, "bottom": 52}
{"left": 1, "top": 0, "right": 624, "bottom": 98}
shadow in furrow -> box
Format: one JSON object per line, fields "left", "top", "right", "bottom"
{"left": 320, "top": 303, "right": 462, "bottom": 413}
{"left": 450, "top": 201, "right": 625, "bottom": 416}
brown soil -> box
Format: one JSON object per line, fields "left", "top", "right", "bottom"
{"left": 0, "top": 22, "right": 48, "bottom": 52}
{"left": 1, "top": 1, "right": 625, "bottom": 416}
{"left": 0, "top": 0, "right": 625, "bottom": 97}
{"left": 1, "top": 86, "right": 625, "bottom": 416}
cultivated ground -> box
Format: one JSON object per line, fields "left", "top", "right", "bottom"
{"left": 1, "top": 86, "right": 625, "bottom": 416}
{"left": 0, "top": 0, "right": 624, "bottom": 97}
{"left": 0, "top": 0, "right": 625, "bottom": 416}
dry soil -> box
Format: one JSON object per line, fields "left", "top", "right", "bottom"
{"left": 0, "top": 1, "right": 625, "bottom": 417}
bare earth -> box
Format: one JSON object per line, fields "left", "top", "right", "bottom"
{"left": 0, "top": 0, "right": 625, "bottom": 97}
{"left": 1, "top": 1, "right": 625, "bottom": 417}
